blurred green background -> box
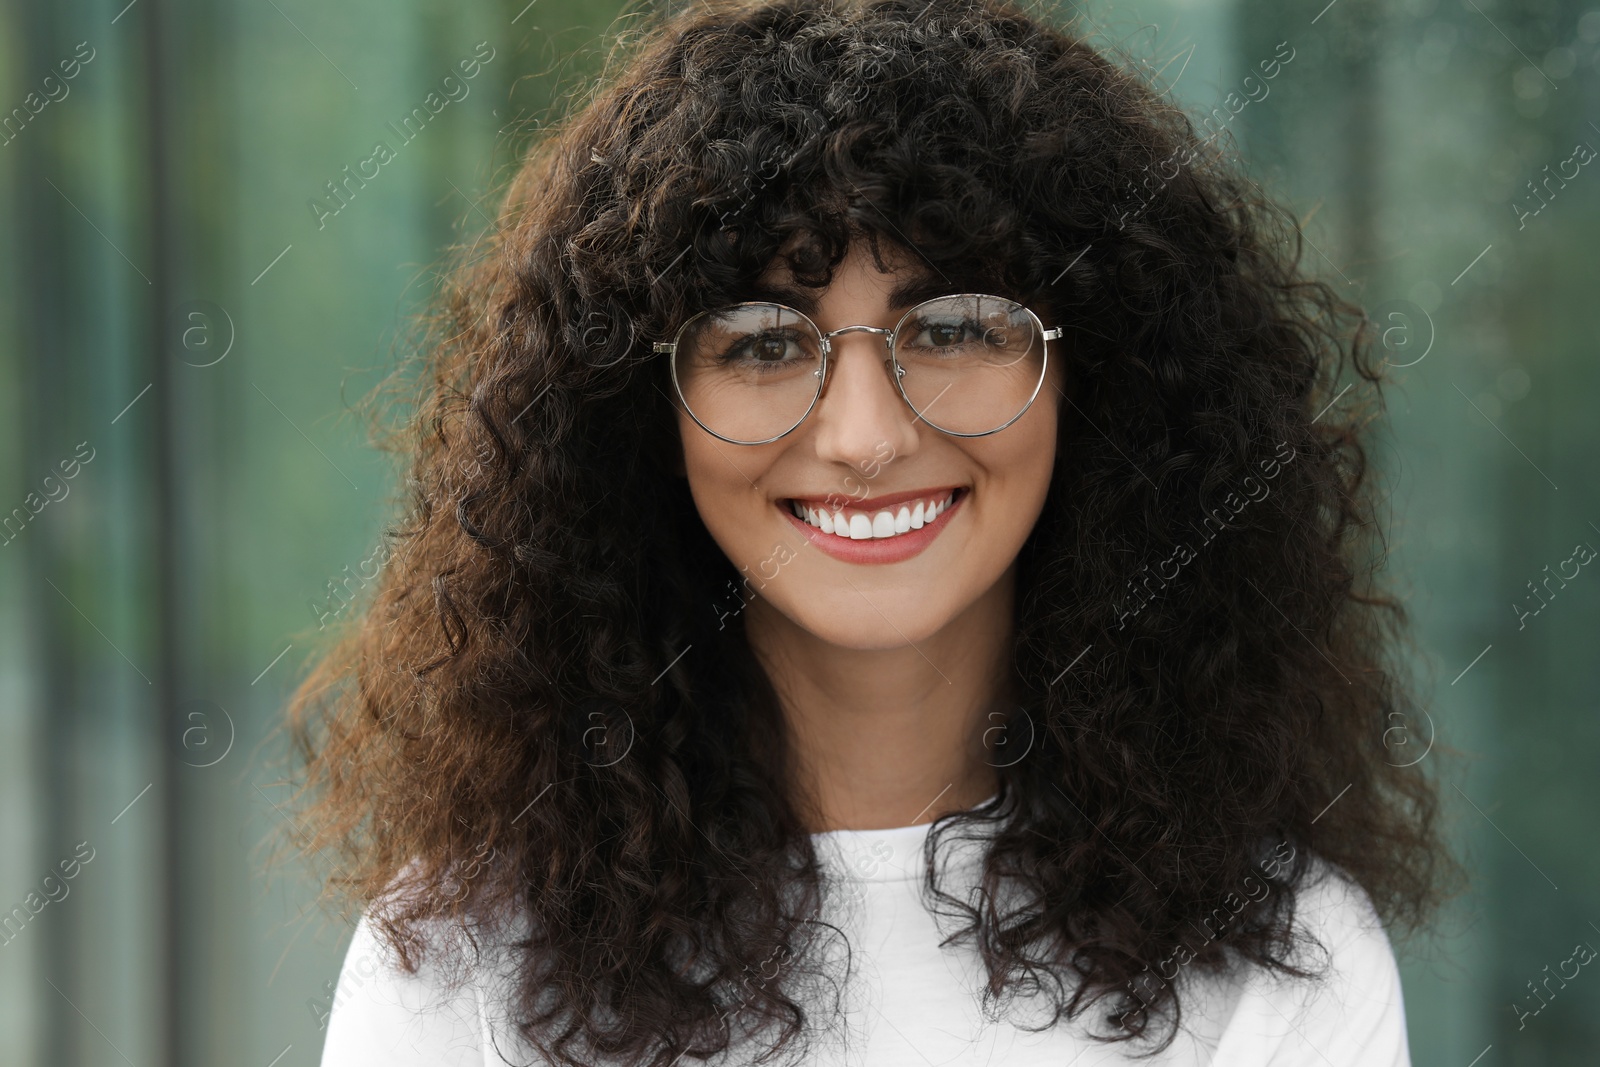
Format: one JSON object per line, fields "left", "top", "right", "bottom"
{"left": 1, "top": 0, "right": 1596, "bottom": 1063}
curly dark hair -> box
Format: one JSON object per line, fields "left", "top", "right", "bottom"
{"left": 277, "top": 0, "right": 1462, "bottom": 1063}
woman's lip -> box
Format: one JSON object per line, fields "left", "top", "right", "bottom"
{"left": 784, "top": 484, "right": 964, "bottom": 512}
{"left": 778, "top": 488, "right": 967, "bottom": 565}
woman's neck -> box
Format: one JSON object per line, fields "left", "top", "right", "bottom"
{"left": 746, "top": 562, "right": 1017, "bottom": 834}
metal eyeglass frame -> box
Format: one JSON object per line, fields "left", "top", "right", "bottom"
{"left": 652, "top": 293, "right": 1063, "bottom": 446}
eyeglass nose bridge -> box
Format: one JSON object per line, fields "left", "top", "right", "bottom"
{"left": 813, "top": 323, "right": 904, "bottom": 385}
{"left": 820, "top": 323, "right": 894, "bottom": 346}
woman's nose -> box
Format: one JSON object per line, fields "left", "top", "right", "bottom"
{"left": 806, "top": 332, "right": 920, "bottom": 467}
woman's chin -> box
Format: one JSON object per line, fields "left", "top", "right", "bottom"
{"left": 750, "top": 593, "right": 955, "bottom": 652}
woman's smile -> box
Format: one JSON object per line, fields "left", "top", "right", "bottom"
{"left": 778, "top": 486, "right": 968, "bottom": 564}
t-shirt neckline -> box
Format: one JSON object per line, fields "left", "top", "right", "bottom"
{"left": 810, "top": 792, "right": 1001, "bottom": 882}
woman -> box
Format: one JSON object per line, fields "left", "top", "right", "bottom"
{"left": 287, "top": 1, "right": 1459, "bottom": 1064}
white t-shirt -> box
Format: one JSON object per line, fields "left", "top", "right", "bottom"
{"left": 319, "top": 812, "right": 1411, "bottom": 1066}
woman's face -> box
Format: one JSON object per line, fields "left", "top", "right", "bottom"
{"left": 673, "top": 240, "right": 1064, "bottom": 650}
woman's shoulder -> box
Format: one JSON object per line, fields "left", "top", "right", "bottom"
{"left": 1204, "top": 853, "right": 1411, "bottom": 1066}
{"left": 319, "top": 906, "right": 487, "bottom": 1065}
{"left": 318, "top": 860, "right": 535, "bottom": 1066}
{"left": 1290, "top": 853, "right": 1394, "bottom": 951}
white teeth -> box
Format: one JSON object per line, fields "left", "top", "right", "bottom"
{"left": 787, "top": 491, "right": 958, "bottom": 540}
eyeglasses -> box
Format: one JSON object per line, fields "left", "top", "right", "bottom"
{"left": 653, "top": 293, "right": 1062, "bottom": 446}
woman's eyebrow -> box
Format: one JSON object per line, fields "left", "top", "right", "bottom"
{"left": 737, "top": 282, "right": 821, "bottom": 315}
{"left": 734, "top": 275, "right": 950, "bottom": 317}
{"left": 887, "top": 275, "right": 955, "bottom": 309}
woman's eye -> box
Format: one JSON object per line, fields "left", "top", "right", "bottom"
{"left": 749, "top": 334, "right": 791, "bottom": 361}
{"left": 723, "top": 329, "right": 804, "bottom": 364}
{"left": 914, "top": 319, "right": 980, "bottom": 347}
